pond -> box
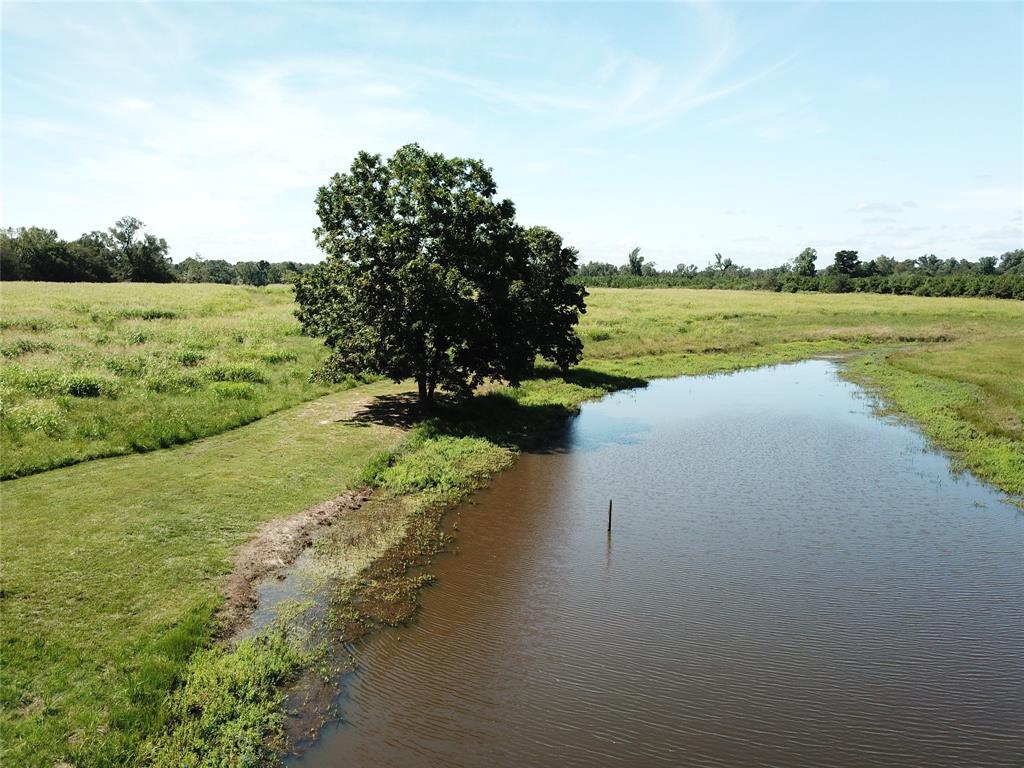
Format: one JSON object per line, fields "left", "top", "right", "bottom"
{"left": 291, "top": 359, "right": 1023, "bottom": 768}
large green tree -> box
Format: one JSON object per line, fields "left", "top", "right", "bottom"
{"left": 294, "top": 144, "right": 586, "bottom": 407}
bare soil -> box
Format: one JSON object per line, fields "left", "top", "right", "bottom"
{"left": 217, "top": 488, "right": 374, "bottom": 637}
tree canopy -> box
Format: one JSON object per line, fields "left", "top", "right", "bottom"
{"left": 294, "top": 144, "right": 586, "bottom": 407}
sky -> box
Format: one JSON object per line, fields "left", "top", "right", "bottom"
{"left": 2, "top": 2, "right": 1022, "bottom": 269}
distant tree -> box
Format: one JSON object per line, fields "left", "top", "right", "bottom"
{"left": 177, "top": 253, "right": 210, "bottom": 283}
{"left": 67, "top": 231, "right": 117, "bottom": 281}
{"left": 640, "top": 261, "right": 659, "bottom": 277}
{"left": 0, "top": 226, "right": 111, "bottom": 281}
{"left": 624, "top": 247, "right": 644, "bottom": 276}
{"left": 267, "top": 261, "right": 309, "bottom": 283}
{"left": 710, "top": 252, "right": 735, "bottom": 275}
{"left": 106, "top": 216, "right": 175, "bottom": 282}
{"left": 294, "top": 144, "right": 586, "bottom": 408}
{"left": 0, "top": 229, "right": 19, "bottom": 279}
{"left": 872, "top": 254, "right": 897, "bottom": 276}
{"left": 832, "top": 250, "right": 861, "bottom": 276}
{"left": 673, "top": 263, "right": 699, "bottom": 277}
{"left": 997, "top": 249, "right": 1024, "bottom": 274}
{"left": 793, "top": 247, "right": 817, "bottom": 277}
{"left": 204, "top": 259, "right": 236, "bottom": 284}
{"left": 915, "top": 254, "right": 941, "bottom": 276}
{"left": 235, "top": 259, "right": 272, "bottom": 287}
{"left": 577, "top": 261, "right": 620, "bottom": 277}
{"left": 976, "top": 256, "right": 998, "bottom": 275}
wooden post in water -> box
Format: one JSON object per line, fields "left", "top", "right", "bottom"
{"left": 607, "top": 499, "right": 613, "bottom": 533}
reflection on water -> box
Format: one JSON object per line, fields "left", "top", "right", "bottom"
{"left": 292, "top": 360, "right": 1024, "bottom": 768}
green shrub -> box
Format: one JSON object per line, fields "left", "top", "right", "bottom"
{"left": 376, "top": 429, "right": 512, "bottom": 495}
{"left": 64, "top": 373, "right": 115, "bottom": 398}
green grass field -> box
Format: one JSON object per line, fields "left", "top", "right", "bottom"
{"left": 0, "top": 283, "right": 341, "bottom": 479}
{"left": 1, "top": 284, "right": 1021, "bottom": 766}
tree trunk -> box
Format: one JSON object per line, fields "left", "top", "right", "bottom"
{"left": 417, "top": 375, "right": 432, "bottom": 412}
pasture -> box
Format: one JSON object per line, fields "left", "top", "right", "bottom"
{"left": 1, "top": 283, "right": 1021, "bottom": 766}
{"left": 0, "top": 283, "right": 337, "bottom": 478}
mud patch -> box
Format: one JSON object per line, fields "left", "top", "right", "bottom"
{"left": 218, "top": 488, "right": 373, "bottom": 637}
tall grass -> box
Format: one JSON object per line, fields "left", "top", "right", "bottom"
{"left": 0, "top": 283, "right": 351, "bottom": 478}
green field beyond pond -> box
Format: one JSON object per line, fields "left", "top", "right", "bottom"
{"left": 1, "top": 284, "right": 1022, "bottom": 766}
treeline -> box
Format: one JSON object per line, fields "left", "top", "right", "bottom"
{"left": 577, "top": 248, "right": 1024, "bottom": 299}
{"left": 0, "top": 218, "right": 316, "bottom": 286}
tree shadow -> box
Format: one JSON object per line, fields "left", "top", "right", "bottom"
{"left": 347, "top": 393, "right": 431, "bottom": 429}
{"left": 345, "top": 366, "right": 649, "bottom": 454}
{"left": 532, "top": 364, "right": 648, "bottom": 394}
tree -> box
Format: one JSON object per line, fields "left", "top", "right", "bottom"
{"left": 915, "top": 253, "right": 941, "bottom": 275}
{"left": 872, "top": 254, "right": 897, "bottom": 276}
{"left": 294, "top": 144, "right": 586, "bottom": 408}
{"left": 975, "top": 256, "right": 997, "bottom": 275}
{"left": 235, "top": 260, "right": 271, "bottom": 286}
{"left": 832, "top": 249, "right": 861, "bottom": 275}
{"left": 177, "top": 253, "right": 210, "bottom": 283}
{"left": 624, "top": 247, "right": 644, "bottom": 276}
{"left": 106, "top": 216, "right": 175, "bottom": 282}
{"left": 997, "top": 249, "right": 1024, "bottom": 274}
{"left": 67, "top": 231, "right": 117, "bottom": 281}
{"left": 709, "top": 252, "right": 734, "bottom": 275}
{"left": 577, "top": 261, "right": 619, "bottom": 277}
{"left": 793, "top": 247, "right": 817, "bottom": 277}
{"left": 204, "top": 259, "right": 237, "bottom": 284}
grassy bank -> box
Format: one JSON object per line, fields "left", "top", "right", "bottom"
{"left": 847, "top": 335, "right": 1024, "bottom": 496}
{"left": 2, "top": 287, "right": 1021, "bottom": 766}
{"left": 0, "top": 380, "right": 410, "bottom": 765}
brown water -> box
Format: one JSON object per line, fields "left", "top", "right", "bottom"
{"left": 292, "top": 360, "right": 1024, "bottom": 768}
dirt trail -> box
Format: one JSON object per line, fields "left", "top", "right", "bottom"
{"left": 218, "top": 488, "right": 374, "bottom": 637}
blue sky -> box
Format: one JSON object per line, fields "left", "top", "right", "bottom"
{"left": 3, "top": 1, "right": 1021, "bottom": 268}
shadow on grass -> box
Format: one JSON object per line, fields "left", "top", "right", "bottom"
{"left": 532, "top": 364, "right": 648, "bottom": 393}
{"left": 346, "top": 367, "right": 648, "bottom": 453}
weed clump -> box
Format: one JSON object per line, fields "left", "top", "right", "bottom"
{"left": 256, "top": 347, "right": 299, "bottom": 364}
{"left": 105, "top": 355, "right": 149, "bottom": 378}
{"left": 0, "top": 338, "right": 55, "bottom": 357}
{"left": 1, "top": 399, "right": 67, "bottom": 437}
{"left": 212, "top": 381, "right": 257, "bottom": 399}
{"left": 204, "top": 363, "right": 268, "bottom": 384}
{"left": 172, "top": 348, "right": 205, "bottom": 367}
